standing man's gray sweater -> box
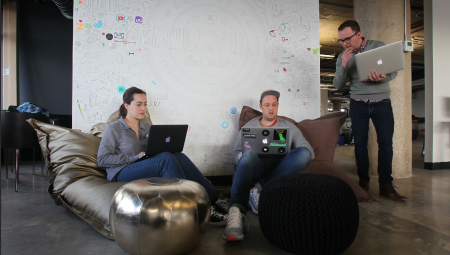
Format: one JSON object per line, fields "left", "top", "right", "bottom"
{"left": 333, "top": 40, "right": 398, "bottom": 99}
{"left": 231, "top": 117, "right": 315, "bottom": 165}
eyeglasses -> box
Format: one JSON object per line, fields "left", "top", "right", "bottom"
{"left": 337, "top": 32, "right": 359, "bottom": 45}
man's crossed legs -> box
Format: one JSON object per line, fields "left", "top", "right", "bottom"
{"left": 223, "top": 147, "right": 312, "bottom": 241}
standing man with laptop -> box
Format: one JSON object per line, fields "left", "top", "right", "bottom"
{"left": 223, "top": 90, "right": 314, "bottom": 241}
{"left": 333, "top": 20, "right": 406, "bottom": 201}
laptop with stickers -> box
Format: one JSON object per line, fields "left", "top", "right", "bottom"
{"left": 138, "top": 125, "right": 188, "bottom": 161}
{"left": 241, "top": 127, "right": 291, "bottom": 157}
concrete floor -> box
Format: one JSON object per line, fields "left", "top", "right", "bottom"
{"left": 2, "top": 141, "right": 450, "bottom": 255}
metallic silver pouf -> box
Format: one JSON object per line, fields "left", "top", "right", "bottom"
{"left": 110, "top": 177, "right": 211, "bottom": 255}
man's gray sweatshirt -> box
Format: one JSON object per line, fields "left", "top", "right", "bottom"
{"left": 333, "top": 40, "right": 398, "bottom": 99}
{"left": 231, "top": 117, "right": 315, "bottom": 165}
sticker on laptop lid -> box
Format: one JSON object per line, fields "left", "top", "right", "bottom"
{"left": 274, "top": 129, "right": 287, "bottom": 141}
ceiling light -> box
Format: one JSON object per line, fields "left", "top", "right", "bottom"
{"left": 319, "top": 54, "right": 335, "bottom": 59}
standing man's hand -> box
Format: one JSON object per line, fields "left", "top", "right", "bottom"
{"left": 368, "top": 70, "right": 387, "bottom": 82}
{"left": 341, "top": 48, "right": 354, "bottom": 68}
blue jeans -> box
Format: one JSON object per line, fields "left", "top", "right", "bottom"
{"left": 116, "top": 152, "right": 218, "bottom": 202}
{"left": 350, "top": 99, "right": 394, "bottom": 188}
{"left": 230, "top": 147, "right": 312, "bottom": 214}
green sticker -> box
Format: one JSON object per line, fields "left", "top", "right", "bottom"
{"left": 269, "top": 142, "right": 287, "bottom": 147}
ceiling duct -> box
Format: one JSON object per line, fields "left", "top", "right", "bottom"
{"left": 35, "top": 0, "right": 73, "bottom": 19}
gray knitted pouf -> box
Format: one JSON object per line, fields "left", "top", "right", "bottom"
{"left": 259, "top": 174, "right": 359, "bottom": 255}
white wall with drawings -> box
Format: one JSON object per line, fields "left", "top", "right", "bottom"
{"left": 72, "top": 0, "right": 320, "bottom": 176}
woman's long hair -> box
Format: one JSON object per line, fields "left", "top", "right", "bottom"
{"left": 118, "top": 87, "right": 146, "bottom": 119}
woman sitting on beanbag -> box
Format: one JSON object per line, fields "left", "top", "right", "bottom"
{"left": 97, "top": 86, "right": 228, "bottom": 225}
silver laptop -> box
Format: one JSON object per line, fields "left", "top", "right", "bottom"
{"left": 241, "top": 127, "right": 291, "bottom": 157}
{"left": 354, "top": 41, "right": 405, "bottom": 81}
{"left": 137, "top": 125, "right": 188, "bottom": 161}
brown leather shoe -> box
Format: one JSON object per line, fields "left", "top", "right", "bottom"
{"left": 379, "top": 185, "right": 407, "bottom": 201}
{"left": 359, "top": 180, "right": 369, "bottom": 192}
{"left": 220, "top": 187, "right": 232, "bottom": 199}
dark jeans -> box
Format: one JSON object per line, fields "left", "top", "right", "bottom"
{"left": 230, "top": 147, "right": 312, "bottom": 214}
{"left": 116, "top": 152, "right": 218, "bottom": 202}
{"left": 350, "top": 99, "right": 394, "bottom": 188}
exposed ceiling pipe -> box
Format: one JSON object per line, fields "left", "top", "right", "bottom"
{"left": 319, "top": 2, "right": 353, "bottom": 9}
{"left": 54, "top": 0, "right": 73, "bottom": 19}
{"left": 319, "top": 44, "right": 343, "bottom": 48}
{"left": 35, "top": 0, "right": 73, "bottom": 19}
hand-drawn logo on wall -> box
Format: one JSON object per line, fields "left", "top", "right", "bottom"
{"left": 230, "top": 107, "right": 237, "bottom": 114}
{"left": 117, "top": 85, "right": 126, "bottom": 94}
{"left": 204, "top": 11, "right": 217, "bottom": 24}
{"left": 269, "top": 30, "right": 276, "bottom": 37}
{"left": 115, "top": 39, "right": 136, "bottom": 44}
{"left": 147, "top": 101, "right": 160, "bottom": 107}
{"left": 135, "top": 16, "right": 143, "bottom": 24}
{"left": 93, "top": 20, "right": 102, "bottom": 28}
{"left": 147, "top": 0, "right": 269, "bottom": 106}
{"left": 106, "top": 33, "right": 113, "bottom": 40}
{"left": 278, "top": 22, "right": 291, "bottom": 34}
{"left": 76, "top": 23, "right": 84, "bottom": 30}
{"left": 116, "top": 14, "right": 125, "bottom": 23}
{"left": 114, "top": 32, "right": 124, "bottom": 39}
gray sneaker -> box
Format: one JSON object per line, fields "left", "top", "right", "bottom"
{"left": 248, "top": 188, "right": 260, "bottom": 215}
{"left": 222, "top": 207, "right": 249, "bottom": 241}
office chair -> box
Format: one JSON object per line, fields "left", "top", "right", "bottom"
{"left": 1, "top": 112, "right": 50, "bottom": 192}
